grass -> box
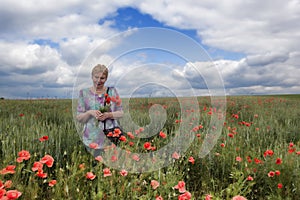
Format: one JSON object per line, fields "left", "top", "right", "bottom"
{"left": 0, "top": 95, "right": 300, "bottom": 199}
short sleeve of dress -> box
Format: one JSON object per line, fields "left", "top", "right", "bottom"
{"left": 77, "top": 89, "right": 86, "bottom": 115}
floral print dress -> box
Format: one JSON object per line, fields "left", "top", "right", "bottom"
{"left": 77, "top": 87, "right": 122, "bottom": 149}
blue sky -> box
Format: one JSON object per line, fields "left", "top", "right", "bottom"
{"left": 0, "top": 1, "right": 299, "bottom": 98}
{"left": 99, "top": 7, "right": 245, "bottom": 61}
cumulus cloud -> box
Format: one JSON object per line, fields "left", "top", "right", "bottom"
{"left": 217, "top": 52, "right": 300, "bottom": 95}
{"left": 0, "top": 0, "right": 299, "bottom": 98}
{"left": 172, "top": 50, "right": 300, "bottom": 96}
{"left": 245, "top": 52, "right": 289, "bottom": 66}
{"left": 136, "top": 0, "right": 300, "bottom": 54}
{"left": 0, "top": 42, "right": 60, "bottom": 73}
{"left": 0, "top": 40, "right": 76, "bottom": 98}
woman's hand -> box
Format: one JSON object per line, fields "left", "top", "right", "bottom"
{"left": 77, "top": 110, "right": 100, "bottom": 123}
{"left": 87, "top": 110, "right": 101, "bottom": 119}
{"left": 97, "top": 112, "right": 112, "bottom": 121}
{"left": 88, "top": 110, "right": 111, "bottom": 121}
{"left": 77, "top": 110, "right": 114, "bottom": 123}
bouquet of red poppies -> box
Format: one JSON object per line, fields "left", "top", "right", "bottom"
{"left": 95, "top": 94, "right": 111, "bottom": 126}
{"left": 99, "top": 93, "right": 111, "bottom": 112}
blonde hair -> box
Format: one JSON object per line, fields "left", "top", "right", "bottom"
{"left": 91, "top": 64, "right": 108, "bottom": 77}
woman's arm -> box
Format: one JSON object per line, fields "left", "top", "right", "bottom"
{"left": 98, "top": 110, "right": 123, "bottom": 121}
{"left": 77, "top": 110, "right": 100, "bottom": 123}
{"left": 78, "top": 109, "right": 123, "bottom": 123}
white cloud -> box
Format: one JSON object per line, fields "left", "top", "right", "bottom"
{"left": 172, "top": 50, "right": 300, "bottom": 96}
{"left": 0, "top": 41, "right": 61, "bottom": 73}
{"left": 0, "top": 0, "right": 299, "bottom": 98}
{"left": 135, "top": 0, "right": 300, "bottom": 54}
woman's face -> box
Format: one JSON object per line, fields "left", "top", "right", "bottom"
{"left": 92, "top": 72, "right": 107, "bottom": 88}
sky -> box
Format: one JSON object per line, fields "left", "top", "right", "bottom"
{"left": 0, "top": 0, "right": 300, "bottom": 99}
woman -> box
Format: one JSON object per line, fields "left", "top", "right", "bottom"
{"left": 76, "top": 64, "right": 123, "bottom": 155}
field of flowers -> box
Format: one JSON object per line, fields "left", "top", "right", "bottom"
{"left": 1, "top": 95, "right": 300, "bottom": 200}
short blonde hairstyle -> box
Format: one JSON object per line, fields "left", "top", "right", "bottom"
{"left": 91, "top": 64, "right": 108, "bottom": 77}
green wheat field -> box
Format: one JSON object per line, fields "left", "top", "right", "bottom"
{"left": 1, "top": 95, "right": 300, "bottom": 199}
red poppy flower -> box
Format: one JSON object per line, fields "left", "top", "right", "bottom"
{"left": 119, "top": 135, "right": 126, "bottom": 142}
{"left": 232, "top": 114, "right": 239, "bottom": 119}
{"left": 205, "top": 194, "right": 213, "bottom": 200}
{"left": 119, "top": 169, "right": 128, "bottom": 177}
{"left": 159, "top": 131, "right": 167, "bottom": 138}
{"left": 16, "top": 150, "right": 31, "bottom": 163}
{"left": 79, "top": 163, "right": 85, "bottom": 170}
{"left": 39, "top": 135, "right": 49, "bottom": 142}
{"left": 244, "top": 122, "right": 251, "bottom": 127}
{"left": 6, "top": 190, "right": 22, "bottom": 199}
{"left": 0, "top": 189, "right": 5, "bottom": 197}
{"left": 111, "top": 155, "right": 118, "bottom": 162}
{"left": 129, "top": 141, "right": 134, "bottom": 146}
{"left": 110, "top": 96, "right": 116, "bottom": 102}
{"left": 89, "top": 143, "right": 99, "bottom": 149}
{"left": 143, "top": 142, "right": 152, "bottom": 150}
{"left": 4, "top": 180, "right": 12, "bottom": 189}
{"left": 106, "top": 131, "right": 113, "bottom": 137}
{"left": 95, "top": 156, "right": 103, "bottom": 162}
{"left": 188, "top": 156, "right": 195, "bottom": 164}
{"left": 172, "top": 152, "right": 180, "bottom": 160}
{"left": 86, "top": 172, "right": 96, "bottom": 180}
{"left": 32, "top": 161, "right": 43, "bottom": 172}
{"left": 275, "top": 170, "right": 280, "bottom": 176}
{"left": 275, "top": 158, "right": 282, "bottom": 165}
{"left": 247, "top": 175, "right": 254, "bottom": 181}
{"left": 192, "top": 126, "right": 199, "bottom": 132}
{"left": 236, "top": 156, "right": 242, "bottom": 162}
{"left": 173, "top": 181, "right": 186, "bottom": 193}
{"left": 49, "top": 180, "right": 57, "bottom": 187}
{"left": 277, "top": 183, "right": 283, "bottom": 189}
{"left": 254, "top": 158, "right": 263, "bottom": 164}
{"left": 232, "top": 196, "right": 247, "bottom": 200}
{"left": 36, "top": 169, "right": 47, "bottom": 178}
{"left": 116, "top": 98, "right": 122, "bottom": 106}
{"left": 103, "top": 168, "right": 112, "bottom": 177}
{"left": 127, "top": 132, "right": 135, "bottom": 139}
{"left": 246, "top": 156, "right": 252, "bottom": 163}
{"left": 40, "top": 155, "right": 54, "bottom": 168}
{"left": 268, "top": 171, "right": 275, "bottom": 177}
{"left": 105, "top": 96, "right": 111, "bottom": 104}
{"left": 178, "top": 191, "right": 192, "bottom": 200}
{"left": 288, "top": 147, "right": 296, "bottom": 154}
{"left": 0, "top": 165, "right": 16, "bottom": 175}
{"left": 263, "top": 149, "right": 274, "bottom": 157}
{"left": 151, "top": 180, "right": 160, "bottom": 190}
{"left": 113, "top": 128, "right": 121, "bottom": 137}
{"left": 156, "top": 195, "right": 164, "bottom": 200}
{"left": 132, "top": 154, "right": 140, "bottom": 161}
